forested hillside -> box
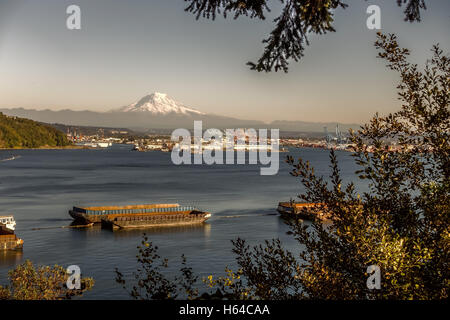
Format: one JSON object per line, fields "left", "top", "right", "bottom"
{"left": 0, "top": 113, "right": 71, "bottom": 148}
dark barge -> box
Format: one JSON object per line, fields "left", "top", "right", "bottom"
{"left": 69, "top": 204, "right": 211, "bottom": 230}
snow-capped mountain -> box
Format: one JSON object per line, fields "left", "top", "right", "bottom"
{"left": 118, "top": 92, "right": 205, "bottom": 115}
{"left": 0, "top": 91, "right": 360, "bottom": 132}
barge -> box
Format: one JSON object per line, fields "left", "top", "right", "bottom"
{"left": 69, "top": 204, "right": 211, "bottom": 230}
{"left": 0, "top": 215, "right": 23, "bottom": 251}
{"left": 277, "top": 202, "right": 330, "bottom": 221}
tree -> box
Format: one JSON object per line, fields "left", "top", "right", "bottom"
{"left": 116, "top": 33, "right": 448, "bottom": 299}
{"left": 281, "top": 32, "right": 449, "bottom": 299}
{"left": 184, "top": 0, "right": 427, "bottom": 72}
{"left": 115, "top": 235, "right": 199, "bottom": 300}
{"left": 0, "top": 260, "right": 94, "bottom": 300}
{"left": 0, "top": 113, "right": 72, "bottom": 149}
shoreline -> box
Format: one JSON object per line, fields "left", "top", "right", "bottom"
{"left": 0, "top": 145, "right": 91, "bottom": 150}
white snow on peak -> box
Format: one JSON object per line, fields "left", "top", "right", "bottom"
{"left": 119, "top": 92, "right": 205, "bottom": 115}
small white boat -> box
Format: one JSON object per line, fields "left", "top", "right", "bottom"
{"left": 0, "top": 215, "right": 16, "bottom": 231}
{"left": 1, "top": 155, "right": 21, "bottom": 162}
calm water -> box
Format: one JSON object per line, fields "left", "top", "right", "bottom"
{"left": 0, "top": 145, "right": 364, "bottom": 299}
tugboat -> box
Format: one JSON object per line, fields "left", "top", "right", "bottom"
{"left": 69, "top": 204, "right": 211, "bottom": 230}
{"left": 0, "top": 215, "right": 23, "bottom": 251}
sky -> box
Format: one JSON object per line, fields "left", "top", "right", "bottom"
{"left": 0, "top": 0, "right": 449, "bottom": 124}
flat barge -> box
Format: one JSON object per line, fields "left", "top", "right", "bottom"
{"left": 0, "top": 216, "right": 23, "bottom": 251}
{"left": 277, "top": 202, "right": 330, "bottom": 221}
{"left": 69, "top": 204, "right": 211, "bottom": 230}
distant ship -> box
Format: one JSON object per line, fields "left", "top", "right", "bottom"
{"left": 77, "top": 142, "right": 112, "bottom": 148}
{"left": 0, "top": 215, "right": 23, "bottom": 250}
{"left": 69, "top": 204, "right": 211, "bottom": 230}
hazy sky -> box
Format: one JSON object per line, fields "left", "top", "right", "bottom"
{"left": 0, "top": 0, "right": 449, "bottom": 123}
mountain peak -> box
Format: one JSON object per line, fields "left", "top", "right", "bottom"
{"left": 152, "top": 92, "right": 167, "bottom": 98}
{"left": 119, "top": 92, "right": 205, "bottom": 115}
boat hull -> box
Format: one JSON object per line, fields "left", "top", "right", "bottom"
{"left": 101, "top": 212, "right": 210, "bottom": 231}
{"left": 0, "top": 234, "right": 23, "bottom": 251}
{"left": 69, "top": 210, "right": 101, "bottom": 224}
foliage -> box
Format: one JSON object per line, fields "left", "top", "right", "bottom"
{"left": 184, "top": 0, "right": 427, "bottom": 72}
{"left": 115, "top": 234, "right": 199, "bottom": 300}
{"left": 0, "top": 113, "right": 71, "bottom": 148}
{"left": 116, "top": 33, "right": 448, "bottom": 300}
{"left": 0, "top": 260, "right": 94, "bottom": 300}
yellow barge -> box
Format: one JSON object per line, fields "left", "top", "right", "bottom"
{"left": 277, "top": 202, "right": 330, "bottom": 221}
{"left": 69, "top": 204, "right": 211, "bottom": 230}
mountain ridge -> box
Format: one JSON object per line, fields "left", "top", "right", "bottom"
{"left": 0, "top": 92, "right": 361, "bottom": 133}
